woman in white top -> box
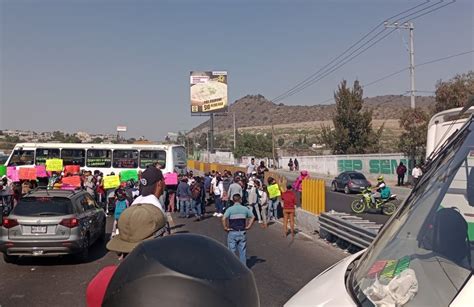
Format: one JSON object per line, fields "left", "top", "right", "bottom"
{"left": 213, "top": 176, "right": 224, "bottom": 217}
{"left": 258, "top": 184, "right": 269, "bottom": 228}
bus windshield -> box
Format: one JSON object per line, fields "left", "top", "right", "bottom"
{"left": 350, "top": 118, "right": 474, "bottom": 307}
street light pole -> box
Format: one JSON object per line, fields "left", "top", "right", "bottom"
{"left": 384, "top": 21, "right": 416, "bottom": 109}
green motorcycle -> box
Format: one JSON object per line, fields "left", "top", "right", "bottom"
{"left": 350, "top": 187, "right": 398, "bottom": 216}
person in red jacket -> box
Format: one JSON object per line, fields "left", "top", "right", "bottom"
{"left": 281, "top": 184, "right": 297, "bottom": 238}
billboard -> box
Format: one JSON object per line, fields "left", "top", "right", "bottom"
{"left": 116, "top": 126, "right": 127, "bottom": 132}
{"left": 190, "top": 71, "right": 228, "bottom": 114}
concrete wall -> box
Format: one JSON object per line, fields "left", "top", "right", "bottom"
{"left": 279, "top": 153, "right": 413, "bottom": 177}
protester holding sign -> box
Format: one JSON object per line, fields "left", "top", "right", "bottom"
{"left": 120, "top": 170, "right": 138, "bottom": 183}
{"left": 104, "top": 175, "right": 120, "bottom": 190}
{"left": 46, "top": 158, "right": 63, "bottom": 172}
{"left": 267, "top": 177, "right": 281, "bottom": 221}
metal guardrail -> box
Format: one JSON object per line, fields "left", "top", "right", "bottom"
{"left": 319, "top": 211, "right": 383, "bottom": 250}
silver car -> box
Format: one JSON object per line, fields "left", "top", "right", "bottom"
{"left": 0, "top": 189, "right": 106, "bottom": 263}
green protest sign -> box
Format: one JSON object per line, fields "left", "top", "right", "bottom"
{"left": 0, "top": 165, "right": 6, "bottom": 177}
{"left": 120, "top": 170, "right": 138, "bottom": 182}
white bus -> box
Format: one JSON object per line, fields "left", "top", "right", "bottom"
{"left": 286, "top": 106, "right": 474, "bottom": 306}
{"left": 5, "top": 143, "right": 187, "bottom": 175}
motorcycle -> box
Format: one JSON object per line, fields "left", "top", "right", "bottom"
{"left": 350, "top": 187, "right": 398, "bottom": 216}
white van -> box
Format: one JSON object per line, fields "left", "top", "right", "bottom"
{"left": 286, "top": 107, "right": 474, "bottom": 306}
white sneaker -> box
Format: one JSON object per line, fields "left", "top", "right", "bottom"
{"left": 258, "top": 220, "right": 262, "bottom": 224}
{"left": 213, "top": 212, "right": 218, "bottom": 217}
{"left": 217, "top": 213, "right": 223, "bottom": 217}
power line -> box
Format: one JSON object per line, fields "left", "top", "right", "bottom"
{"left": 417, "top": 49, "right": 474, "bottom": 67}
{"left": 273, "top": 0, "right": 451, "bottom": 103}
{"left": 313, "top": 48, "right": 473, "bottom": 104}
{"left": 270, "top": 1, "right": 432, "bottom": 102}
{"left": 271, "top": 0, "right": 455, "bottom": 103}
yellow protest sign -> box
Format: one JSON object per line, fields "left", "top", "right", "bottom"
{"left": 104, "top": 175, "right": 120, "bottom": 190}
{"left": 267, "top": 184, "right": 281, "bottom": 199}
{"left": 46, "top": 159, "right": 63, "bottom": 172}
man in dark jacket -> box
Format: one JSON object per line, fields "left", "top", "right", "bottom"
{"left": 396, "top": 162, "right": 407, "bottom": 186}
{"left": 177, "top": 178, "right": 192, "bottom": 218}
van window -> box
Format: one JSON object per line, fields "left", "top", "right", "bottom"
{"left": 87, "top": 149, "right": 112, "bottom": 168}
{"left": 35, "top": 148, "right": 60, "bottom": 165}
{"left": 8, "top": 150, "right": 35, "bottom": 166}
{"left": 139, "top": 150, "right": 166, "bottom": 169}
{"left": 113, "top": 150, "right": 138, "bottom": 168}
{"left": 61, "top": 149, "right": 86, "bottom": 166}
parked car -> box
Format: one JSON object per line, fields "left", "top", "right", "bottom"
{"left": 331, "top": 171, "right": 371, "bottom": 194}
{"left": 0, "top": 189, "right": 106, "bottom": 263}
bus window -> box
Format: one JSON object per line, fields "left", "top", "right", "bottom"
{"left": 113, "top": 150, "right": 138, "bottom": 168}
{"left": 172, "top": 146, "right": 187, "bottom": 173}
{"left": 61, "top": 149, "right": 85, "bottom": 166}
{"left": 86, "top": 149, "right": 112, "bottom": 168}
{"left": 8, "top": 150, "right": 35, "bottom": 166}
{"left": 35, "top": 148, "right": 60, "bottom": 165}
{"left": 139, "top": 150, "right": 166, "bottom": 169}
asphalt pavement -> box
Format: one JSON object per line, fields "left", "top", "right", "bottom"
{"left": 0, "top": 209, "right": 347, "bottom": 307}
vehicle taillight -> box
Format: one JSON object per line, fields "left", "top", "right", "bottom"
{"left": 60, "top": 218, "right": 79, "bottom": 228}
{"left": 2, "top": 218, "right": 19, "bottom": 229}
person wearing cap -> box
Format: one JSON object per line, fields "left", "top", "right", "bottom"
{"left": 131, "top": 165, "right": 165, "bottom": 212}
{"left": 87, "top": 167, "right": 168, "bottom": 306}
{"left": 87, "top": 203, "right": 167, "bottom": 307}
{"left": 292, "top": 170, "right": 310, "bottom": 207}
{"left": 222, "top": 194, "right": 255, "bottom": 265}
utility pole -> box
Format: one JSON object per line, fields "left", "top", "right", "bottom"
{"left": 209, "top": 113, "right": 215, "bottom": 153}
{"left": 271, "top": 109, "right": 276, "bottom": 169}
{"left": 233, "top": 112, "right": 236, "bottom": 150}
{"left": 385, "top": 21, "right": 415, "bottom": 109}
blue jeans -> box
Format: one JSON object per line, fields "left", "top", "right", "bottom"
{"left": 192, "top": 199, "right": 202, "bottom": 217}
{"left": 268, "top": 198, "right": 280, "bottom": 220}
{"left": 227, "top": 230, "right": 247, "bottom": 265}
{"left": 179, "top": 199, "right": 191, "bottom": 217}
{"left": 214, "top": 195, "right": 223, "bottom": 214}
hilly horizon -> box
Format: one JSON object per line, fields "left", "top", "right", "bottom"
{"left": 190, "top": 94, "right": 435, "bottom": 134}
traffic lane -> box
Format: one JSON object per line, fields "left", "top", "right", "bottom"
{"left": 286, "top": 172, "right": 390, "bottom": 225}
{"left": 170, "top": 211, "right": 347, "bottom": 307}
{"left": 325, "top": 190, "right": 390, "bottom": 225}
{"left": 0, "top": 218, "right": 118, "bottom": 307}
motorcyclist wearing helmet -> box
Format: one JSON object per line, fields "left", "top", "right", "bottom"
{"left": 371, "top": 176, "right": 391, "bottom": 205}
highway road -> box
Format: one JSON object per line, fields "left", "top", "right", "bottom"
{"left": 0, "top": 211, "right": 347, "bottom": 307}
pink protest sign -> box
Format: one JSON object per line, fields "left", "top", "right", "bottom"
{"left": 7, "top": 167, "right": 19, "bottom": 182}
{"left": 164, "top": 173, "right": 178, "bottom": 185}
{"left": 7, "top": 167, "right": 16, "bottom": 177}
{"left": 36, "top": 165, "right": 48, "bottom": 178}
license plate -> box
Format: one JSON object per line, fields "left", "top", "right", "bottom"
{"left": 32, "top": 226, "right": 47, "bottom": 233}
{"left": 32, "top": 250, "right": 44, "bottom": 255}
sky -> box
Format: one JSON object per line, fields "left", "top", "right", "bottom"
{"left": 1, "top": 0, "right": 473, "bottom": 141}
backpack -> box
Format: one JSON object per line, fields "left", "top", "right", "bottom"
{"left": 191, "top": 183, "right": 202, "bottom": 200}
{"left": 380, "top": 186, "right": 391, "bottom": 199}
{"left": 114, "top": 199, "right": 129, "bottom": 220}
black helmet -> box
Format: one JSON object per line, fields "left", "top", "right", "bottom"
{"left": 102, "top": 234, "right": 260, "bottom": 307}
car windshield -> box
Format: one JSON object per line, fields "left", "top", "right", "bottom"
{"left": 349, "top": 119, "right": 474, "bottom": 307}
{"left": 13, "top": 197, "right": 73, "bottom": 216}
{"left": 350, "top": 173, "right": 366, "bottom": 180}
